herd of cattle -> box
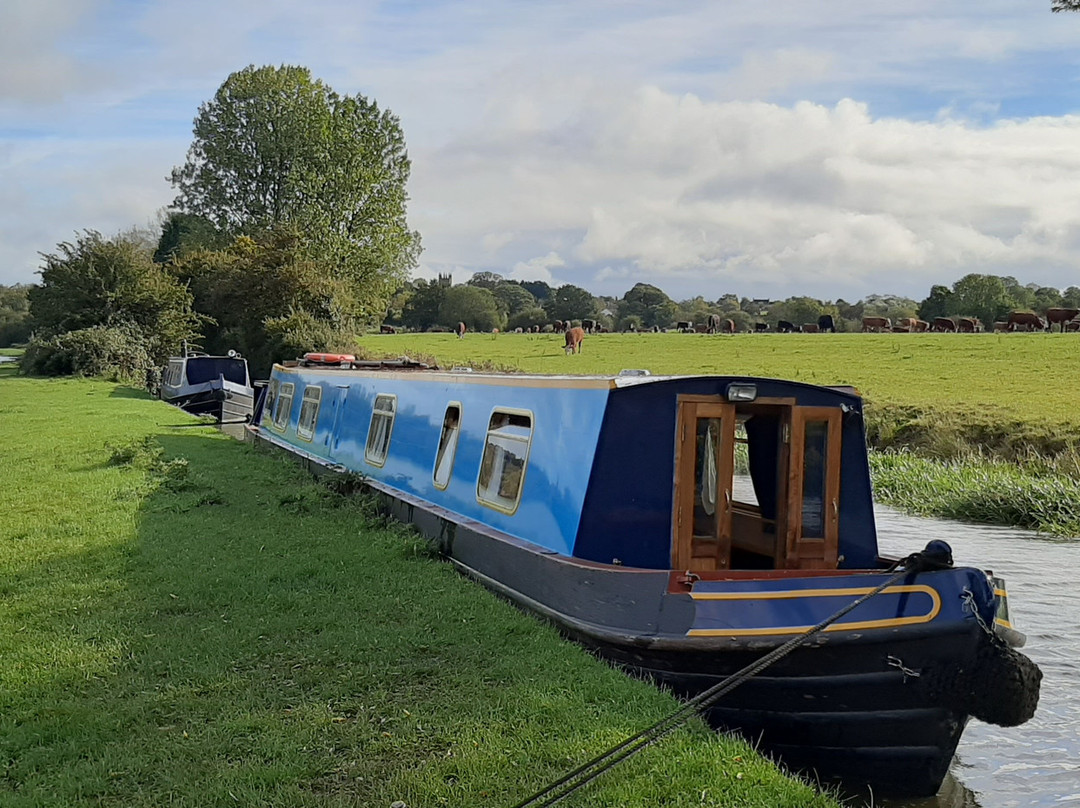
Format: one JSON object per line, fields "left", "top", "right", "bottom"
{"left": 378, "top": 307, "right": 1080, "bottom": 340}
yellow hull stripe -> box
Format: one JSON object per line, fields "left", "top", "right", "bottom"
{"left": 686, "top": 584, "right": 942, "bottom": 638}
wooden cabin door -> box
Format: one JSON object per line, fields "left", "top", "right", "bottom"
{"left": 784, "top": 406, "right": 842, "bottom": 569}
{"left": 672, "top": 398, "right": 736, "bottom": 571}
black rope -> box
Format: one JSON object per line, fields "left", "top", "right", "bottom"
{"left": 509, "top": 556, "right": 927, "bottom": 808}
{"left": 166, "top": 418, "right": 251, "bottom": 428}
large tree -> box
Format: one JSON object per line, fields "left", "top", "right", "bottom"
{"left": 544, "top": 284, "right": 597, "bottom": 323}
{"left": 169, "top": 65, "right": 420, "bottom": 321}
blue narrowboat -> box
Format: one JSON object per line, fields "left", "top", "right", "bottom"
{"left": 251, "top": 355, "right": 1040, "bottom": 797}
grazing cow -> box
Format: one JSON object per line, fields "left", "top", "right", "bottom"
{"left": 721, "top": 318, "right": 736, "bottom": 334}
{"left": 380, "top": 324, "right": 396, "bottom": 334}
{"left": 802, "top": 323, "right": 820, "bottom": 333}
{"left": 817, "top": 314, "right": 836, "bottom": 333}
{"left": 895, "top": 317, "right": 917, "bottom": 331}
{"left": 694, "top": 323, "right": 710, "bottom": 333}
{"left": 861, "top": 316, "right": 891, "bottom": 332}
{"left": 553, "top": 320, "right": 565, "bottom": 333}
{"left": 675, "top": 320, "right": 692, "bottom": 333}
{"left": 706, "top": 313, "right": 722, "bottom": 334}
{"left": 1047, "top": 308, "right": 1080, "bottom": 332}
{"left": 1067, "top": 320, "right": 1080, "bottom": 332}
{"left": 932, "top": 317, "right": 957, "bottom": 333}
{"left": 913, "top": 319, "right": 930, "bottom": 332}
{"left": 456, "top": 321, "right": 466, "bottom": 339}
{"left": 564, "top": 326, "right": 585, "bottom": 354}
{"left": 993, "top": 321, "right": 1010, "bottom": 332}
{"left": 753, "top": 322, "right": 769, "bottom": 332}
{"left": 777, "top": 320, "right": 800, "bottom": 333}
{"left": 581, "top": 318, "right": 597, "bottom": 334}
{"left": 957, "top": 317, "right": 982, "bottom": 333}
{"left": 514, "top": 327, "right": 524, "bottom": 333}
{"left": 1006, "top": 311, "right": 1048, "bottom": 332}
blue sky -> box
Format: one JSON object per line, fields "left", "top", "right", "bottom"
{"left": 3, "top": 0, "right": 1080, "bottom": 302}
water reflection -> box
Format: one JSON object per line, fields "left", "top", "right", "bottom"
{"left": 872, "top": 505, "right": 1079, "bottom": 808}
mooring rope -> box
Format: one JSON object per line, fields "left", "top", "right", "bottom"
{"left": 509, "top": 555, "right": 929, "bottom": 808}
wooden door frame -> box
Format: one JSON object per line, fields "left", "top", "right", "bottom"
{"left": 672, "top": 397, "right": 736, "bottom": 570}
{"left": 784, "top": 406, "right": 842, "bottom": 569}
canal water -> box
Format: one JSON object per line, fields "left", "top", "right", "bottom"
{"left": 869, "top": 506, "right": 1079, "bottom": 808}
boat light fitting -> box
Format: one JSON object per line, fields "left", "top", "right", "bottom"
{"left": 726, "top": 383, "right": 757, "bottom": 402}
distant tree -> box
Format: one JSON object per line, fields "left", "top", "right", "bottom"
{"left": 917, "top": 285, "right": 953, "bottom": 322}
{"left": 1062, "top": 286, "right": 1080, "bottom": 308}
{"left": 715, "top": 294, "right": 740, "bottom": 313}
{"left": 949, "top": 274, "right": 1015, "bottom": 325}
{"left": 465, "top": 271, "right": 505, "bottom": 290}
{"left": 619, "top": 283, "right": 673, "bottom": 328}
{"left": 518, "top": 280, "right": 552, "bottom": 302}
{"left": 154, "top": 212, "right": 227, "bottom": 263}
{"left": 401, "top": 279, "right": 447, "bottom": 332}
{"left": 545, "top": 284, "right": 597, "bottom": 323}
{"left": 507, "top": 307, "right": 548, "bottom": 331}
{"left": 770, "top": 297, "right": 826, "bottom": 329}
{"left": 1029, "top": 285, "right": 1062, "bottom": 313}
{"left": 491, "top": 283, "right": 537, "bottom": 317}
{"left": 439, "top": 285, "right": 502, "bottom": 332}
{"left": 0, "top": 284, "right": 33, "bottom": 346}
{"left": 1053, "top": 1, "right": 1080, "bottom": 11}
{"left": 170, "top": 64, "right": 420, "bottom": 321}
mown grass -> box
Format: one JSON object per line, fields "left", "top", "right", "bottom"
{"left": 0, "top": 365, "right": 838, "bottom": 807}
{"left": 364, "top": 331, "right": 1080, "bottom": 537}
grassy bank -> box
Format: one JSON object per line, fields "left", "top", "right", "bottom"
{"left": 359, "top": 332, "right": 1080, "bottom": 536}
{"left": 0, "top": 366, "right": 837, "bottom": 807}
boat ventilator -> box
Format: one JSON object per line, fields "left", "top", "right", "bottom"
{"left": 509, "top": 544, "right": 959, "bottom": 808}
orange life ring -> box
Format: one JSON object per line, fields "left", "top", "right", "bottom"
{"left": 303, "top": 352, "right": 356, "bottom": 364}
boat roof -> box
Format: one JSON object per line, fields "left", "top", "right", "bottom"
{"left": 274, "top": 361, "right": 860, "bottom": 399}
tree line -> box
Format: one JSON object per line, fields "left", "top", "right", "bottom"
{"left": 381, "top": 272, "right": 1080, "bottom": 336}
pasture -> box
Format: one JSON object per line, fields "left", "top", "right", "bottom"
{"left": 363, "top": 331, "right": 1080, "bottom": 456}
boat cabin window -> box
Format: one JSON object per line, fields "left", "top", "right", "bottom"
{"left": 433, "top": 403, "right": 462, "bottom": 490}
{"left": 365, "top": 394, "right": 397, "bottom": 467}
{"left": 477, "top": 410, "right": 533, "bottom": 514}
{"left": 185, "top": 357, "right": 248, "bottom": 386}
{"left": 165, "top": 360, "right": 184, "bottom": 387}
{"left": 264, "top": 379, "right": 279, "bottom": 421}
{"left": 272, "top": 383, "right": 295, "bottom": 431}
{"left": 296, "top": 385, "right": 322, "bottom": 442}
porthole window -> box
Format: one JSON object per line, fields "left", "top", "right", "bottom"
{"left": 272, "top": 383, "right": 295, "bottom": 431}
{"left": 297, "top": 385, "right": 322, "bottom": 441}
{"left": 433, "top": 403, "right": 462, "bottom": 490}
{"left": 365, "top": 394, "right": 397, "bottom": 467}
{"left": 477, "top": 409, "right": 533, "bottom": 514}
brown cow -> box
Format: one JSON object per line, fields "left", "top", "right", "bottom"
{"left": 1007, "top": 311, "right": 1048, "bottom": 332}
{"left": 912, "top": 319, "right": 930, "bottom": 332}
{"left": 1047, "top": 308, "right": 1080, "bottom": 332}
{"left": 722, "top": 318, "right": 735, "bottom": 334}
{"left": 895, "top": 317, "right": 917, "bottom": 331}
{"left": 456, "top": 321, "right": 466, "bottom": 338}
{"left": 932, "top": 317, "right": 957, "bottom": 332}
{"left": 706, "top": 313, "right": 722, "bottom": 333}
{"left": 958, "top": 317, "right": 982, "bottom": 333}
{"left": 564, "top": 326, "right": 585, "bottom": 354}
{"left": 693, "top": 323, "right": 710, "bottom": 333}
{"left": 380, "top": 324, "right": 396, "bottom": 334}
{"left": 993, "top": 321, "right": 1010, "bottom": 332}
{"left": 801, "top": 323, "right": 820, "bottom": 333}
{"left": 1067, "top": 320, "right": 1080, "bottom": 332}
{"left": 861, "top": 316, "right": 891, "bottom": 332}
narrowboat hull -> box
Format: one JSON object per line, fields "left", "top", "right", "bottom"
{"left": 250, "top": 363, "right": 1040, "bottom": 797}
{"left": 162, "top": 379, "right": 255, "bottom": 422}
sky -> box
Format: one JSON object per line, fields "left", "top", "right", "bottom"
{"left": 3, "top": 1, "right": 1080, "bottom": 303}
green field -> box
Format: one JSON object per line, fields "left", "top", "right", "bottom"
{"left": 361, "top": 331, "right": 1077, "bottom": 424}
{"left": 360, "top": 331, "right": 1080, "bottom": 458}
{"left": 0, "top": 365, "right": 837, "bottom": 807}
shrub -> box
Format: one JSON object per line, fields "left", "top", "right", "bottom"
{"left": 21, "top": 324, "right": 155, "bottom": 382}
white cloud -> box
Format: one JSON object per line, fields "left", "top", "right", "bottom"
{"left": 509, "top": 251, "right": 565, "bottom": 284}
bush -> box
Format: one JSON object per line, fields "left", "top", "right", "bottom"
{"left": 21, "top": 324, "right": 154, "bottom": 382}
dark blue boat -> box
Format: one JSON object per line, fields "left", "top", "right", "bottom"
{"left": 251, "top": 355, "right": 1040, "bottom": 797}
{"left": 159, "top": 345, "right": 255, "bottom": 423}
